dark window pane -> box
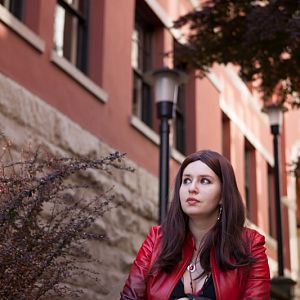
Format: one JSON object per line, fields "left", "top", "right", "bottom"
{"left": 222, "top": 113, "right": 231, "bottom": 160}
{"left": 244, "top": 141, "right": 257, "bottom": 224}
{"left": 268, "top": 165, "right": 276, "bottom": 238}
{"left": 245, "top": 148, "right": 251, "bottom": 213}
{"left": 175, "top": 113, "right": 185, "bottom": 153}
{"left": 174, "top": 85, "right": 185, "bottom": 154}
{"left": 141, "top": 82, "right": 152, "bottom": 127}
{"left": 132, "top": 72, "right": 143, "bottom": 116}
{"left": 0, "top": 0, "right": 23, "bottom": 20}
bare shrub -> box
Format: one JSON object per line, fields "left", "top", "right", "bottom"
{"left": 0, "top": 138, "right": 133, "bottom": 299}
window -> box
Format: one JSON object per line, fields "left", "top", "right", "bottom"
{"left": 267, "top": 164, "right": 276, "bottom": 238}
{"left": 173, "top": 40, "right": 187, "bottom": 155}
{"left": 0, "top": 0, "right": 23, "bottom": 19}
{"left": 132, "top": 3, "right": 187, "bottom": 155}
{"left": 245, "top": 147, "right": 251, "bottom": 210}
{"left": 244, "top": 140, "right": 258, "bottom": 223}
{"left": 53, "top": 0, "right": 89, "bottom": 73}
{"left": 131, "top": 13, "right": 153, "bottom": 127}
{"left": 293, "top": 158, "right": 300, "bottom": 228}
{"left": 222, "top": 113, "right": 231, "bottom": 160}
{"left": 173, "top": 85, "right": 185, "bottom": 154}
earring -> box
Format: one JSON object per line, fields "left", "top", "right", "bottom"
{"left": 217, "top": 204, "right": 223, "bottom": 221}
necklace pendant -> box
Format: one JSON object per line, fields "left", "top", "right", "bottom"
{"left": 187, "top": 263, "right": 196, "bottom": 273}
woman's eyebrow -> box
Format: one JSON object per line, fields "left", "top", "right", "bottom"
{"left": 182, "top": 173, "right": 190, "bottom": 177}
{"left": 182, "top": 173, "right": 214, "bottom": 178}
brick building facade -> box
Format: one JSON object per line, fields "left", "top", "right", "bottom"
{"left": 0, "top": 0, "right": 300, "bottom": 298}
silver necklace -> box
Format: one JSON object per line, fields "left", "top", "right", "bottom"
{"left": 187, "top": 254, "right": 200, "bottom": 273}
{"left": 186, "top": 260, "right": 210, "bottom": 296}
{"left": 187, "top": 262, "right": 197, "bottom": 273}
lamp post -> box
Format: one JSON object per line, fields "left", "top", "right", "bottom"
{"left": 262, "top": 104, "right": 297, "bottom": 299}
{"left": 262, "top": 103, "right": 287, "bottom": 277}
{"left": 146, "top": 67, "right": 187, "bottom": 224}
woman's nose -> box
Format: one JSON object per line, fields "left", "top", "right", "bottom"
{"left": 188, "top": 180, "right": 198, "bottom": 193}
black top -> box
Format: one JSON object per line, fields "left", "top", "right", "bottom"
{"left": 169, "top": 274, "right": 216, "bottom": 300}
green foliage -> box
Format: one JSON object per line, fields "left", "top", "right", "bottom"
{"left": 174, "top": 0, "right": 300, "bottom": 106}
{"left": 0, "top": 138, "right": 133, "bottom": 299}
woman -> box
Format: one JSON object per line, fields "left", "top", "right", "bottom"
{"left": 120, "top": 150, "right": 270, "bottom": 300}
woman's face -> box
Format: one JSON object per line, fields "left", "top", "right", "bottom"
{"left": 179, "top": 160, "right": 221, "bottom": 220}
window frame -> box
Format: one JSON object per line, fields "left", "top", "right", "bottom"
{"left": 222, "top": 113, "right": 231, "bottom": 160}
{"left": 244, "top": 140, "right": 258, "bottom": 224}
{"left": 172, "top": 40, "right": 188, "bottom": 155}
{"left": 267, "top": 163, "right": 276, "bottom": 238}
{"left": 131, "top": 8, "right": 154, "bottom": 128}
{"left": 53, "top": 0, "right": 89, "bottom": 74}
{"left": 173, "top": 84, "right": 186, "bottom": 155}
{"left": 131, "top": 11, "right": 154, "bottom": 128}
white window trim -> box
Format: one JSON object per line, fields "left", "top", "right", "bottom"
{"left": 50, "top": 51, "right": 108, "bottom": 103}
{"left": 130, "top": 115, "right": 185, "bottom": 164}
{"left": 0, "top": 4, "right": 45, "bottom": 52}
{"left": 206, "top": 71, "right": 224, "bottom": 92}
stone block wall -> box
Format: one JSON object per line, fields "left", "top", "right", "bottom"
{"left": 0, "top": 73, "right": 158, "bottom": 299}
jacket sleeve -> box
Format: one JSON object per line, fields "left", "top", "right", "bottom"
{"left": 120, "top": 226, "right": 159, "bottom": 300}
{"left": 242, "top": 231, "right": 270, "bottom": 300}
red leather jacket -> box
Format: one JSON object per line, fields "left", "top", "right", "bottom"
{"left": 120, "top": 226, "right": 270, "bottom": 300}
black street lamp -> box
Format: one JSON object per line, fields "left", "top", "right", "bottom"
{"left": 146, "top": 67, "right": 187, "bottom": 224}
{"left": 262, "top": 103, "right": 287, "bottom": 277}
{"left": 262, "top": 104, "right": 296, "bottom": 300}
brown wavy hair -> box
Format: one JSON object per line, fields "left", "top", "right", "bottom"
{"left": 154, "top": 149, "right": 253, "bottom": 273}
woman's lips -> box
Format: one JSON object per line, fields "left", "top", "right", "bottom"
{"left": 186, "top": 198, "right": 200, "bottom": 205}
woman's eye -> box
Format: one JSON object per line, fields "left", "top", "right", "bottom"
{"left": 201, "top": 178, "right": 211, "bottom": 184}
{"left": 183, "top": 178, "right": 191, "bottom": 184}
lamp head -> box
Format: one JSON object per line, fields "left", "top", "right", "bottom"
{"left": 145, "top": 67, "right": 187, "bottom": 105}
{"left": 262, "top": 103, "right": 287, "bottom": 133}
